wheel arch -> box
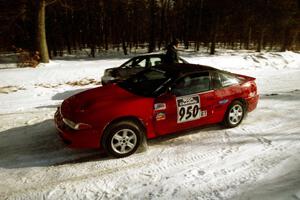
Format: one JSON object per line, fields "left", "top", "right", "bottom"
{"left": 223, "top": 98, "right": 247, "bottom": 120}
{"left": 222, "top": 97, "right": 247, "bottom": 128}
{"left": 101, "top": 116, "right": 146, "bottom": 147}
{"left": 231, "top": 97, "right": 248, "bottom": 111}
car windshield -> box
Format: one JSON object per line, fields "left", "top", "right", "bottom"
{"left": 118, "top": 68, "right": 172, "bottom": 97}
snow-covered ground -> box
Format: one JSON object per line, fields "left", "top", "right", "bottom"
{"left": 0, "top": 50, "right": 300, "bottom": 199}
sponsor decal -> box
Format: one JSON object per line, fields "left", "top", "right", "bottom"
{"left": 156, "top": 112, "right": 166, "bottom": 121}
{"left": 154, "top": 103, "right": 166, "bottom": 111}
{"left": 201, "top": 110, "right": 207, "bottom": 117}
{"left": 219, "top": 99, "right": 229, "bottom": 105}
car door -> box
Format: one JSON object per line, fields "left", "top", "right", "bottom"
{"left": 153, "top": 72, "right": 216, "bottom": 135}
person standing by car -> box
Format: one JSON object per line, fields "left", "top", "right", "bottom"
{"left": 164, "top": 39, "right": 179, "bottom": 64}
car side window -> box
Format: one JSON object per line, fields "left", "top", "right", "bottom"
{"left": 219, "top": 73, "right": 239, "bottom": 87}
{"left": 123, "top": 60, "right": 134, "bottom": 68}
{"left": 213, "top": 72, "right": 239, "bottom": 88}
{"left": 124, "top": 58, "right": 147, "bottom": 68}
{"left": 211, "top": 72, "right": 222, "bottom": 89}
{"left": 212, "top": 71, "right": 240, "bottom": 89}
{"left": 149, "top": 57, "right": 162, "bottom": 66}
{"left": 172, "top": 72, "right": 211, "bottom": 96}
{"left": 135, "top": 58, "right": 147, "bottom": 68}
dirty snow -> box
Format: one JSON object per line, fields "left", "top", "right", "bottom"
{"left": 0, "top": 50, "right": 300, "bottom": 199}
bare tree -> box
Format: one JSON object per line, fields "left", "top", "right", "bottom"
{"left": 36, "top": 0, "right": 49, "bottom": 63}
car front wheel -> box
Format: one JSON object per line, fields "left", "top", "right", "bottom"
{"left": 103, "top": 121, "right": 141, "bottom": 158}
{"left": 223, "top": 100, "right": 245, "bottom": 128}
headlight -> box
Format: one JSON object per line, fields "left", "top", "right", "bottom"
{"left": 63, "top": 118, "right": 92, "bottom": 130}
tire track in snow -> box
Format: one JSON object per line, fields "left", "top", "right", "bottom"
{"left": 128, "top": 118, "right": 300, "bottom": 199}
{"left": 2, "top": 128, "right": 230, "bottom": 199}
{"left": 157, "top": 140, "right": 299, "bottom": 199}
{"left": 4, "top": 128, "right": 300, "bottom": 200}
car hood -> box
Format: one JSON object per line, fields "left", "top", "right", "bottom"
{"left": 61, "top": 84, "right": 139, "bottom": 116}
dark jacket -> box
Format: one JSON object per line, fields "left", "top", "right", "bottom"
{"left": 164, "top": 44, "right": 179, "bottom": 64}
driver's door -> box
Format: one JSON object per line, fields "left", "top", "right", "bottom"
{"left": 153, "top": 72, "right": 216, "bottom": 135}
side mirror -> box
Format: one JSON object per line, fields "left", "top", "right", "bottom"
{"left": 168, "top": 87, "right": 182, "bottom": 96}
{"left": 167, "top": 86, "right": 172, "bottom": 93}
{"left": 157, "top": 87, "right": 173, "bottom": 98}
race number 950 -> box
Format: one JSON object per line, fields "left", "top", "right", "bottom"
{"left": 176, "top": 95, "right": 201, "bottom": 123}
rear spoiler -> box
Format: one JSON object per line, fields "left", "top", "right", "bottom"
{"left": 234, "top": 73, "right": 256, "bottom": 81}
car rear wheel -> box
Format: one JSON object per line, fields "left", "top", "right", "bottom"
{"left": 103, "top": 121, "right": 141, "bottom": 158}
{"left": 223, "top": 100, "right": 245, "bottom": 128}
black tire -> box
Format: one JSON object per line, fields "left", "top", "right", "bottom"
{"left": 223, "top": 100, "right": 245, "bottom": 128}
{"left": 102, "top": 120, "right": 142, "bottom": 158}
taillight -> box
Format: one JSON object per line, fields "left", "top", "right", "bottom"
{"left": 242, "top": 81, "right": 257, "bottom": 97}
{"left": 249, "top": 82, "right": 257, "bottom": 97}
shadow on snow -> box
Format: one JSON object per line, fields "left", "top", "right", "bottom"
{"left": 0, "top": 119, "right": 104, "bottom": 169}
{"left": 0, "top": 117, "right": 299, "bottom": 169}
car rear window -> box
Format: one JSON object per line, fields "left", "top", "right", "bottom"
{"left": 212, "top": 71, "right": 240, "bottom": 88}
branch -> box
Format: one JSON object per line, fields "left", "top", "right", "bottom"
{"left": 58, "top": 0, "right": 78, "bottom": 10}
{"left": 7, "top": 10, "right": 27, "bottom": 32}
{"left": 46, "top": 0, "right": 59, "bottom": 7}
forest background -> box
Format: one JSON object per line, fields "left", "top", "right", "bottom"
{"left": 1, "top": 0, "right": 299, "bottom": 63}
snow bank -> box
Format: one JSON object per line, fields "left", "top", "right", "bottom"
{"left": 183, "top": 51, "right": 300, "bottom": 70}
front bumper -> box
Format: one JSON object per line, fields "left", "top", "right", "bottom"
{"left": 54, "top": 108, "right": 100, "bottom": 148}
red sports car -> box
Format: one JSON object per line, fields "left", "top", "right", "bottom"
{"left": 55, "top": 63, "right": 259, "bottom": 158}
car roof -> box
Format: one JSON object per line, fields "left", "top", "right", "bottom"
{"left": 157, "top": 63, "right": 219, "bottom": 75}
{"left": 133, "top": 53, "right": 164, "bottom": 58}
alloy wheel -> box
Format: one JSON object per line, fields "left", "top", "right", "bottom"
{"left": 111, "top": 129, "right": 137, "bottom": 155}
{"left": 228, "top": 104, "right": 243, "bottom": 125}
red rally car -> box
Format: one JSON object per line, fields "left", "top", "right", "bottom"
{"left": 55, "top": 63, "right": 259, "bottom": 158}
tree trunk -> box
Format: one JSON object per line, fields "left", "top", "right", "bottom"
{"left": 158, "top": 2, "right": 165, "bottom": 50}
{"left": 281, "top": 27, "right": 290, "bottom": 52}
{"left": 290, "top": 30, "right": 299, "bottom": 50}
{"left": 184, "top": 40, "right": 189, "bottom": 49}
{"left": 36, "top": 0, "right": 49, "bottom": 63}
{"left": 210, "top": 38, "right": 216, "bottom": 55}
{"left": 196, "top": 0, "right": 204, "bottom": 51}
{"left": 122, "top": 40, "right": 128, "bottom": 55}
{"left": 245, "top": 27, "right": 252, "bottom": 50}
{"left": 210, "top": 15, "right": 218, "bottom": 55}
{"left": 90, "top": 45, "right": 95, "bottom": 57}
{"left": 148, "top": 0, "right": 156, "bottom": 53}
{"left": 256, "top": 28, "right": 265, "bottom": 52}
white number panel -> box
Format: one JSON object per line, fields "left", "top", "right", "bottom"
{"left": 176, "top": 95, "right": 201, "bottom": 123}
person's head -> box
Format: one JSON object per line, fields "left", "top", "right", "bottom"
{"left": 171, "top": 39, "right": 179, "bottom": 47}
